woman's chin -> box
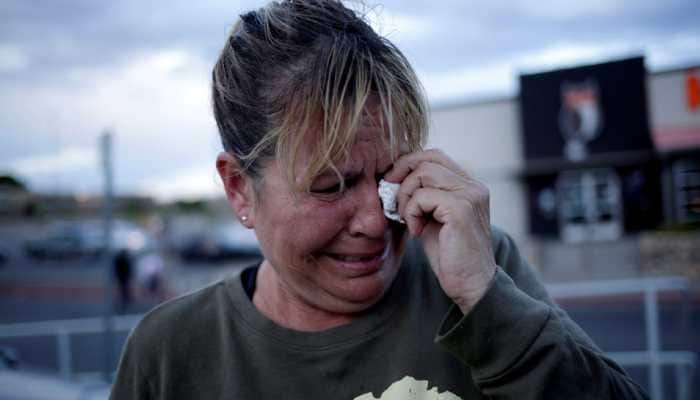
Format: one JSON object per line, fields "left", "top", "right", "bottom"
{"left": 319, "top": 259, "right": 400, "bottom": 311}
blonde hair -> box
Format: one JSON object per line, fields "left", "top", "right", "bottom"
{"left": 212, "top": 0, "right": 428, "bottom": 193}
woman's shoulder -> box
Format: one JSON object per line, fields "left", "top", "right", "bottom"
{"left": 490, "top": 225, "right": 513, "bottom": 251}
{"left": 488, "top": 226, "right": 529, "bottom": 274}
{"left": 126, "top": 272, "right": 241, "bottom": 349}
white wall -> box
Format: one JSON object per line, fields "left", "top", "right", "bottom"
{"left": 648, "top": 70, "right": 700, "bottom": 130}
{"left": 428, "top": 98, "right": 528, "bottom": 245}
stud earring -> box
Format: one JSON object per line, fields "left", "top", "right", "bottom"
{"left": 241, "top": 216, "right": 248, "bottom": 222}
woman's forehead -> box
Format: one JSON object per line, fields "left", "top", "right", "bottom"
{"left": 316, "top": 134, "right": 396, "bottom": 178}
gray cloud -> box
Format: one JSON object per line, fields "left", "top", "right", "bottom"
{"left": 1, "top": 0, "right": 698, "bottom": 198}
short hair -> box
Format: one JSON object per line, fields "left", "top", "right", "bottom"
{"left": 212, "top": 0, "right": 428, "bottom": 193}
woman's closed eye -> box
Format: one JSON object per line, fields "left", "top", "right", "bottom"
{"left": 311, "top": 177, "right": 358, "bottom": 195}
{"left": 313, "top": 182, "right": 343, "bottom": 194}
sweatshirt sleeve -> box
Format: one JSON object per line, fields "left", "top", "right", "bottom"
{"left": 434, "top": 228, "right": 649, "bottom": 399}
{"left": 110, "top": 324, "right": 157, "bottom": 400}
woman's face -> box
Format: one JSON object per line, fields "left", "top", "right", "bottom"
{"left": 251, "top": 124, "right": 408, "bottom": 314}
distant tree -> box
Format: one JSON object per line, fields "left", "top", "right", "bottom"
{"left": 173, "top": 199, "right": 208, "bottom": 213}
{"left": 0, "top": 174, "right": 27, "bottom": 191}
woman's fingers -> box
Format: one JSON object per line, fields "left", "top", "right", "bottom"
{"left": 395, "top": 161, "right": 464, "bottom": 221}
{"left": 403, "top": 187, "right": 467, "bottom": 237}
{"left": 403, "top": 188, "right": 439, "bottom": 236}
{"left": 384, "top": 148, "right": 468, "bottom": 184}
{"left": 400, "top": 176, "right": 490, "bottom": 237}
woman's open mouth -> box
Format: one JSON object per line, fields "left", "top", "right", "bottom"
{"left": 322, "top": 247, "right": 389, "bottom": 274}
{"left": 326, "top": 253, "right": 379, "bottom": 262}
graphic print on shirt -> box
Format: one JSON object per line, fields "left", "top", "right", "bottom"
{"left": 354, "top": 376, "right": 462, "bottom": 400}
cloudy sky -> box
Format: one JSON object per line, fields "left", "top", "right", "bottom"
{"left": 1, "top": 0, "right": 698, "bottom": 201}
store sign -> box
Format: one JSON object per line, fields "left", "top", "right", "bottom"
{"left": 519, "top": 57, "right": 653, "bottom": 166}
{"left": 687, "top": 70, "right": 700, "bottom": 111}
{"left": 559, "top": 79, "right": 603, "bottom": 161}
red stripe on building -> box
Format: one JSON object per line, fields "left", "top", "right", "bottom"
{"left": 652, "top": 125, "right": 700, "bottom": 151}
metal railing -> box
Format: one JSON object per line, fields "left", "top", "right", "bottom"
{"left": 547, "top": 276, "right": 696, "bottom": 400}
{"left": 0, "top": 314, "right": 142, "bottom": 380}
{"left": 0, "top": 277, "right": 696, "bottom": 399}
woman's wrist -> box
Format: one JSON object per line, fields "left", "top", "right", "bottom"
{"left": 452, "top": 264, "right": 498, "bottom": 315}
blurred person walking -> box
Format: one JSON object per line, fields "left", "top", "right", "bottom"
{"left": 113, "top": 249, "right": 133, "bottom": 312}
{"left": 136, "top": 252, "right": 165, "bottom": 301}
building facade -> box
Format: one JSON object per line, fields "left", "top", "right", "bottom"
{"left": 429, "top": 57, "right": 700, "bottom": 281}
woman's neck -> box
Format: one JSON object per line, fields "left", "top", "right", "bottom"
{"left": 252, "top": 261, "right": 355, "bottom": 332}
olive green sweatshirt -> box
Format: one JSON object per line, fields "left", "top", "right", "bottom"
{"left": 110, "top": 228, "right": 648, "bottom": 399}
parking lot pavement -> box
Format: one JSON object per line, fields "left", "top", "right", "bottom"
{"left": 0, "top": 247, "right": 259, "bottom": 304}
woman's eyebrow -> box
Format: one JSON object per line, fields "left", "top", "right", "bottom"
{"left": 316, "top": 169, "right": 354, "bottom": 182}
{"left": 317, "top": 168, "right": 348, "bottom": 178}
{"left": 318, "top": 161, "right": 365, "bottom": 179}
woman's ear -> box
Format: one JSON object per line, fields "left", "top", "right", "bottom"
{"left": 216, "top": 152, "right": 256, "bottom": 228}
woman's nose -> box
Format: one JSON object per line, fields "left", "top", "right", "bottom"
{"left": 347, "top": 180, "right": 388, "bottom": 239}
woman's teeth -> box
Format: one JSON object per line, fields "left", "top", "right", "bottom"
{"left": 329, "top": 254, "right": 377, "bottom": 262}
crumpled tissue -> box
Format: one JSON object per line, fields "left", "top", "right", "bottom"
{"left": 378, "top": 179, "right": 405, "bottom": 223}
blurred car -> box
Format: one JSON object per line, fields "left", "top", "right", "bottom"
{"left": 23, "top": 222, "right": 103, "bottom": 260}
{"left": 0, "top": 347, "right": 110, "bottom": 400}
{"left": 23, "top": 219, "right": 155, "bottom": 261}
{"left": 178, "top": 223, "right": 261, "bottom": 262}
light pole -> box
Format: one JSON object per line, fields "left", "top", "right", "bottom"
{"left": 100, "top": 130, "right": 115, "bottom": 382}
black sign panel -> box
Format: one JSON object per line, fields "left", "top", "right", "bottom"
{"left": 519, "top": 57, "right": 653, "bottom": 167}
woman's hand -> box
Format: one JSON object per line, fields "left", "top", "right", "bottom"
{"left": 384, "top": 149, "right": 497, "bottom": 314}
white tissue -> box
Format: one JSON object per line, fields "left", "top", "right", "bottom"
{"left": 378, "top": 179, "right": 404, "bottom": 223}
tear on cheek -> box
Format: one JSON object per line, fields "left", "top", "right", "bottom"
{"left": 378, "top": 179, "right": 405, "bottom": 224}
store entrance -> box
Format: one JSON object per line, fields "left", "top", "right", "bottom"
{"left": 556, "top": 168, "right": 623, "bottom": 242}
